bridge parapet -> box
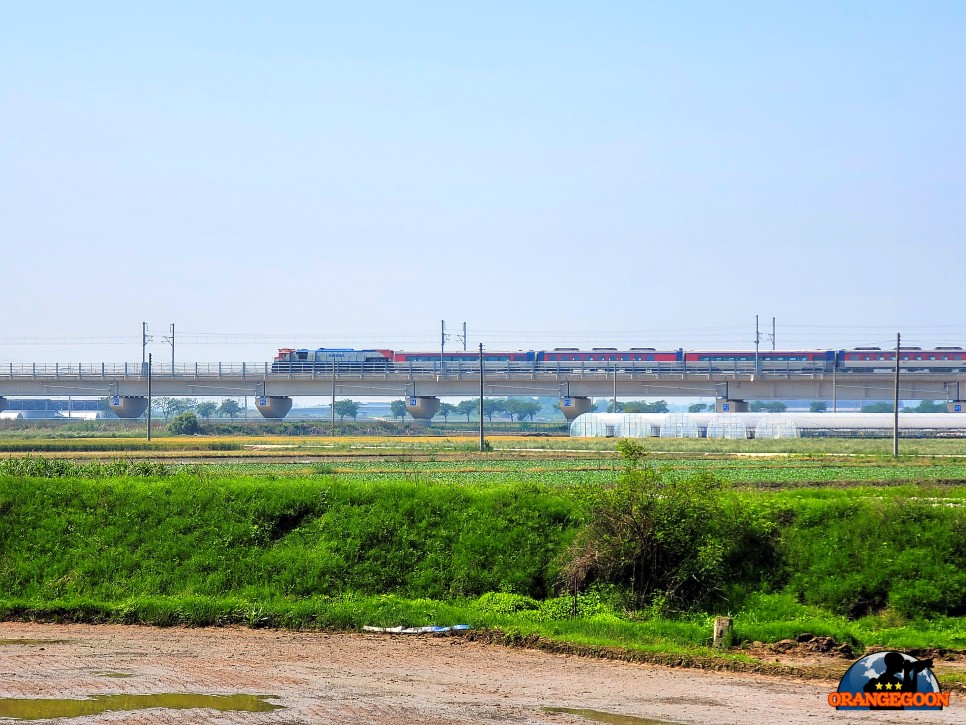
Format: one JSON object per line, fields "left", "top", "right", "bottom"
{"left": 1, "top": 362, "right": 966, "bottom": 403}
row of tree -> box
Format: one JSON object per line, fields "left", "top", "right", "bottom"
{"left": 605, "top": 400, "right": 671, "bottom": 413}
{"left": 148, "top": 397, "right": 242, "bottom": 420}
{"left": 389, "top": 398, "right": 544, "bottom": 422}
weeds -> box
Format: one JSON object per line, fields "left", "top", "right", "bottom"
{"left": 563, "top": 442, "right": 778, "bottom": 614}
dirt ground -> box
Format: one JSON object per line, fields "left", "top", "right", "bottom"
{"left": 0, "top": 622, "right": 962, "bottom": 724}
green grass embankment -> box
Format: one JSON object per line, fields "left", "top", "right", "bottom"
{"left": 0, "top": 467, "right": 964, "bottom": 658}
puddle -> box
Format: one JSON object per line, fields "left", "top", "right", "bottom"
{"left": 544, "top": 707, "right": 678, "bottom": 725}
{"left": 91, "top": 671, "right": 133, "bottom": 678}
{"left": 0, "top": 693, "right": 283, "bottom": 720}
{"left": 0, "top": 640, "right": 70, "bottom": 646}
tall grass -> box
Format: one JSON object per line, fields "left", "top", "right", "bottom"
{"left": 0, "top": 474, "right": 576, "bottom": 602}
{"left": 0, "top": 467, "right": 964, "bottom": 653}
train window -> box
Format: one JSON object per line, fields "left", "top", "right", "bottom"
{"left": 297, "top": 352, "right": 308, "bottom": 360}
{"left": 916, "top": 356, "right": 923, "bottom": 360}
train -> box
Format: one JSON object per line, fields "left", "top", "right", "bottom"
{"left": 270, "top": 345, "right": 966, "bottom": 374}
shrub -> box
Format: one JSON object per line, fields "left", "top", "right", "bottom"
{"left": 562, "top": 443, "right": 778, "bottom": 614}
{"left": 167, "top": 412, "right": 201, "bottom": 435}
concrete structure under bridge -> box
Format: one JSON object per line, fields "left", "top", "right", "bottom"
{"left": 3, "top": 361, "right": 966, "bottom": 422}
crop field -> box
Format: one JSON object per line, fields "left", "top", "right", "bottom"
{"left": 0, "top": 431, "right": 964, "bottom": 681}
{"left": 6, "top": 434, "right": 966, "bottom": 488}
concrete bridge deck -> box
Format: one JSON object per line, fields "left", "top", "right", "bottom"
{"left": 1, "top": 361, "right": 965, "bottom": 402}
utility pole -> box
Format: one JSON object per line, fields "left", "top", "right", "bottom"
{"left": 441, "top": 320, "right": 446, "bottom": 369}
{"left": 142, "top": 322, "right": 152, "bottom": 368}
{"left": 458, "top": 322, "right": 467, "bottom": 352}
{"left": 162, "top": 324, "right": 175, "bottom": 376}
{"left": 479, "top": 343, "right": 485, "bottom": 452}
{"left": 894, "top": 333, "right": 901, "bottom": 457}
{"left": 832, "top": 350, "right": 838, "bottom": 412}
{"left": 613, "top": 358, "right": 618, "bottom": 414}
{"left": 146, "top": 353, "right": 153, "bottom": 442}
{"left": 331, "top": 361, "right": 337, "bottom": 436}
{"left": 770, "top": 317, "right": 776, "bottom": 351}
{"left": 754, "top": 316, "right": 761, "bottom": 374}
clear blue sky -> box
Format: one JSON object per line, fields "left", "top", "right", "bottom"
{"left": 2, "top": 1, "right": 964, "bottom": 363}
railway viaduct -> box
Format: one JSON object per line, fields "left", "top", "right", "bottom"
{"left": 3, "top": 361, "right": 966, "bottom": 421}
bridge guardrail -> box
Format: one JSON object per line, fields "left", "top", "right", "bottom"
{"left": 1, "top": 360, "right": 955, "bottom": 380}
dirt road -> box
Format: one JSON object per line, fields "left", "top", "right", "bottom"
{"left": 0, "top": 622, "right": 961, "bottom": 724}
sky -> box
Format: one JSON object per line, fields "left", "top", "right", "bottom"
{"left": 2, "top": 1, "right": 965, "bottom": 365}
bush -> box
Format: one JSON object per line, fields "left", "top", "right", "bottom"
{"left": 168, "top": 412, "right": 201, "bottom": 435}
{"left": 563, "top": 442, "right": 778, "bottom": 613}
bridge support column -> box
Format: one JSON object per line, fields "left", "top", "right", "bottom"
{"left": 109, "top": 396, "right": 149, "bottom": 419}
{"left": 405, "top": 396, "right": 440, "bottom": 423}
{"left": 0, "top": 397, "right": 6, "bottom": 413}
{"left": 559, "top": 396, "right": 593, "bottom": 421}
{"left": 949, "top": 402, "right": 966, "bottom": 413}
{"left": 255, "top": 396, "right": 293, "bottom": 419}
{"left": 716, "top": 399, "right": 748, "bottom": 413}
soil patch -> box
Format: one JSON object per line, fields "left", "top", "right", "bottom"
{"left": 1, "top": 622, "right": 964, "bottom": 724}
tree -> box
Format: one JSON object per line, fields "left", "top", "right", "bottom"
{"left": 809, "top": 401, "right": 828, "bottom": 413}
{"left": 168, "top": 412, "right": 201, "bottom": 435}
{"left": 482, "top": 398, "right": 503, "bottom": 422}
{"left": 456, "top": 399, "right": 478, "bottom": 422}
{"left": 688, "top": 403, "right": 712, "bottom": 413}
{"left": 907, "top": 400, "right": 945, "bottom": 413}
{"left": 503, "top": 398, "right": 540, "bottom": 421}
{"left": 623, "top": 400, "right": 671, "bottom": 413}
{"left": 861, "top": 402, "right": 894, "bottom": 413}
{"left": 170, "top": 398, "right": 197, "bottom": 416}
{"left": 153, "top": 397, "right": 176, "bottom": 421}
{"left": 390, "top": 400, "right": 408, "bottom": 421}
{"left": 750, "top": 401, "right": 787, "bottom": 413}
{"left": 218, "top": 399, "right": 242, "bottom": 419}
{"left": 154, "top": 397, "right": 197, "bottom": 421}
{"left": 196, "top": 401, "right": 218, "bottom": 419}
{"left": 514, "top": 400, "right": 541, "bottom": 421}
{"left": 334, "top": 399, "right": 359, "bottom": 421}
{"left": 436, "top": 402, "right": 458, "bottom": 422}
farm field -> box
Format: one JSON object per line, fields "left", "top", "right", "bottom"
{"left": 6, "top": 434, "right": 966, "bottom": 488}
{"left": 0, "top": 433, "right": 964, "bottom": 693}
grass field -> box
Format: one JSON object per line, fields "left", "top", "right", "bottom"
{"left": 0, "top": 434, "right": 964, "bottom": 671}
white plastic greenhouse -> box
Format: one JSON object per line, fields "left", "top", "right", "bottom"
{"left": 569, "top": 412, "right": 966, "bottom": 439}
